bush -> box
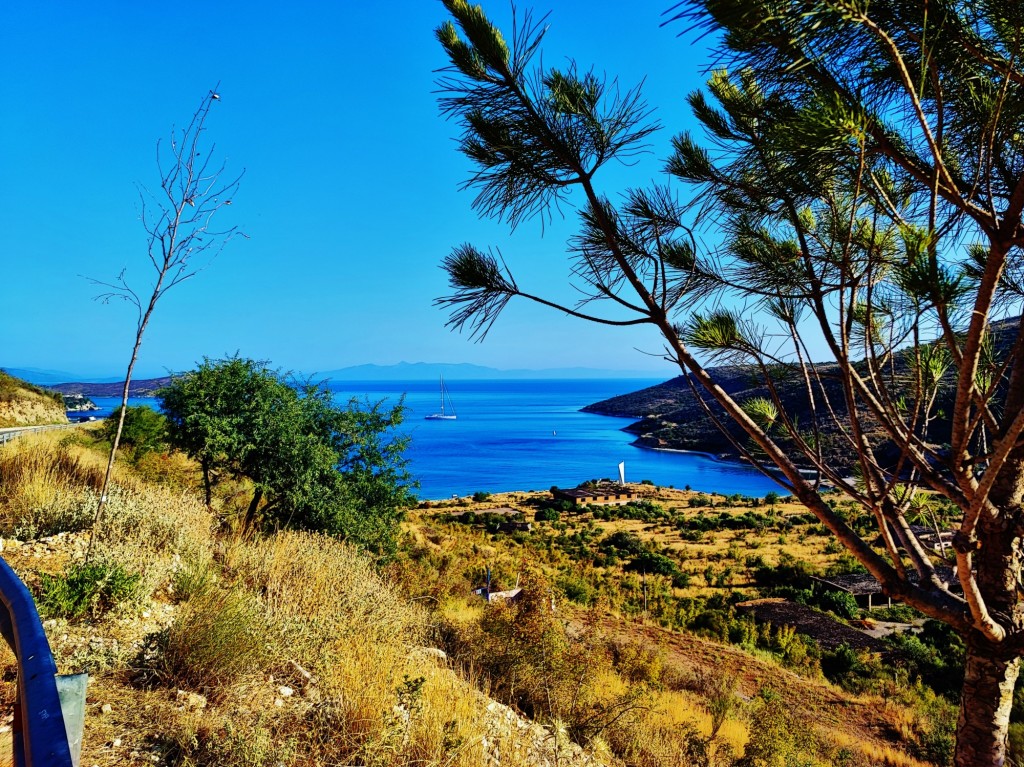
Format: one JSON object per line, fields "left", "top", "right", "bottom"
{"left": 535, "top": 507, "right": 560, "bottom": 522}
{"left": 472, "top": 491, "right": 492, "bottom": 502}
{"left": 557, "top": 572, "right": 597, "bottom": 606}
{"left": 626, "top": 551, "right": 680, "bottom": 578}
{"left": 819, "top": 590, "right": 859, "bottom": 620}
{"left": 39, "top": 561, "right": 142, "bottom": 620}
{"left": 103, "top": 405, "right": 168, "bottom": 459}
{"left": 157, "top": 587, "right": 274, "bottom": 696}
{"left": 600, "top": 530, "right": 644, "bottom": 557}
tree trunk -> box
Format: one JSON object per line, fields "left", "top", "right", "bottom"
{"left": 245, "top": 487, "right": 264, "bottom": 529}
{"left": 955, "top": 639, "right": 1019, "bottom": 767}
{"left": 201, "top": 456, "right": 212, "bottom": 508}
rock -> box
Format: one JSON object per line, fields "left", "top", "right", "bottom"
{"left": 274, "top": 698, "right": 284, "bottom": 707}
{"left": 101, "top": 704, "right": 112, "bottom": 714}
{"left": 112, "top": 738, "right": 121, "bottom": 747}
{"left": 411, "top": 646, "right": 448, "bottom": 662}
{"left": 278, "top": 686, "right": 294, "bottom": 698}
{"left": 175, "top": 690, "right": 207, "bottom": 710}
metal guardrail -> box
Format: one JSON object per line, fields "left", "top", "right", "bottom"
{"left": 0, "top": 556, "right": 83, "bottom": 766}
{"left": 0, "top": 424, "right": 86, "bottom": 447}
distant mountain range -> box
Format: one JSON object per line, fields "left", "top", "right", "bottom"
{"left": 6, "top": 362, "right": 668, "bottom": 389}
{"left": 313, "top": 362, "right": 666, "bottom": 381}
{"left": 2, "top": 367, "right": 125, "bottom": 385}
{"left": 6, "top": 363, "right": 668, "bottom": 401}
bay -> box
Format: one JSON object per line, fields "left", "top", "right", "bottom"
{"left": 81, "top": 380, "right": 781, "bottom": 500}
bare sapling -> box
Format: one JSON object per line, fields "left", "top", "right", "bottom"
{"left": 87, "top": 87, "right": 243, "bottom": 559}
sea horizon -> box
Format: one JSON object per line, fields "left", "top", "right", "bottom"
{"left": 80, "top": 377, "right": 782, "bottom": 500}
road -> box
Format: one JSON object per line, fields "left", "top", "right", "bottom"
{"left": 0, "top": 422, "right": 92, "bottom": 446}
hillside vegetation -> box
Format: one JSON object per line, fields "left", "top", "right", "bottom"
{"left": 0, "top": 430, "right": 607, "bottom": 767}
{"left": 0, "top": 370, "right": 67, "bottom": 428}
{"left": 0, "top": 429, "right": 952, "bottom": 766}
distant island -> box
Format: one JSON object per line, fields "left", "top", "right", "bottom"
{"left": 62, "top": 392, "right": 100, "bottom": 412}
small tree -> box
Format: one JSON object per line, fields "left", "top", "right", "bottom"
{"left": 159, "top": 357, "right": 416, "bottom": 556}
{"left": 434, "top": 2, "right": 1024, "bottom": 762}
{"left": 101, "top": 405, "right": 167, "bottom": 461}
{"left": 88, "top": 88, "right": 242, "bottom": 554}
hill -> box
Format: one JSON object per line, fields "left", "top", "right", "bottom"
{"left": 47, "top": 377, "right": 171, "bottom": 398}
{"left": 584, "top": 317, "right": 1022, "bottom": 474}
{"left": 0, "top": 370, "right": 68, "bottom": 427}
{"left": 0, "top": 431, "right": 607, "bottom": 767}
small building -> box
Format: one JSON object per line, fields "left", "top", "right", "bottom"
{"left": 812, "top": 573, "right": 891, "bottom": 610}
{"left": 552, "top": 483, "right": 638, "bottom": 508}
{"left": 472, "top": 587, "right": 523, "bottom": 604}
{"left": 813, "top": 565, "right": 960, "bottom": 610}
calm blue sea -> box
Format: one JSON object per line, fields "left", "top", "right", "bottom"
{"left": 82, "top": 379, "right": 781, "bottom": 500}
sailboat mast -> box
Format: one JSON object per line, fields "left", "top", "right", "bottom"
{"left": 440, "top": 374, "right": 445, "bottom": 415}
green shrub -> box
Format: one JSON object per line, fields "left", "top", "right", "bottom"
{"left": 535, "top": 507, "right": 560, "bottom": 522}
{"left": 626, "top": 551, "right": 680, "bottom": 578}
{"left": 557, "top": 572, "right": 597, "bottom": 606}
{"left": 103, "top": 405, "right": 168, "bottom": 459}
{"left": 39, "top": 561, "right": 143, "bottom": 619}
{"left": 472, "top": 491, "right": 492, "bottom": 502}
{"left": 819, "top": 590, "right": 859, "bottom": 619}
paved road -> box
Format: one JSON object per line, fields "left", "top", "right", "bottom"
{"left": 0, "top": 422, "right": 90, "bottom": 446}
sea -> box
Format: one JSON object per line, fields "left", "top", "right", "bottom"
{"left": 80, "top": 379, "right": 781, "bottom": 500}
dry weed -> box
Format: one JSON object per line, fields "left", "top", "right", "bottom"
{"left": 0, "top": 434, "right": 106, "bottom": 536}
{"left": 227, "top": 530, "right": 425, "bottom": 647}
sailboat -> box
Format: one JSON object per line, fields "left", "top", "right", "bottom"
{"left": 424, "top": 375, "right": 457, "bottom": 420}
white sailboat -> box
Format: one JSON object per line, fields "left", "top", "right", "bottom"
{"left": 424, "top": 375, "right": 457, "bottom": 420}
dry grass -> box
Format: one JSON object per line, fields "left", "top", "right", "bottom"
{"left": 159, "top": 586, "right": 275, "bottom": 696}
{"left": 227, "top": 530, "right": 425, "bottom": 647}
{"left": 0, "top": 432, "right": 106, "bottom": 536}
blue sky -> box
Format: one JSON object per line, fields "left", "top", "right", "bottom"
{"left": 1, "top": 2, "right": 712, "bottom": 379}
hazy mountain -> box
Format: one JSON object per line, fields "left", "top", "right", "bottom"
{"left": 1, "top": 367, "right": 91, "bottom": 385}
{"left": 315, "top": 362, "right": 665, "bottom": 381}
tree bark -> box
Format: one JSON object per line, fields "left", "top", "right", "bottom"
{"left": 955, "top": 640, "right": 1019, "bottom": 767}
{"left": 245, "top": 487, "right": 264, "bottom": 529}
{"left": 201, "top": 455, "right": 212, "bottom": 508}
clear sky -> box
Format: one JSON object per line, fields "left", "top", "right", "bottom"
{"left": 0, "top": 1, "right": 713, "bottom": 379}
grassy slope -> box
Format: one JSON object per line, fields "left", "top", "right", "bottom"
{"left": 0, "top": 431, "right": 946, "bottom": 767}
{"left": 0, "top": 432, "right": 605, "bottom": 767}
{"left": 0, "top": 370, "right": 67, "bottom": 427}
{"left": 400, "top": 490, "right": 949, "bottom": 766}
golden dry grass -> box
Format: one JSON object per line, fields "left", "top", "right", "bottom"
{"left": 0, "top": 432, "right": 106, "bottom": 536}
